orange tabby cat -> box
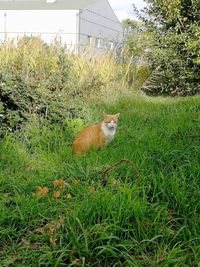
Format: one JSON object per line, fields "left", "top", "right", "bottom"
{"left": 73, "top": 112, "right": 120, "bottom": 155}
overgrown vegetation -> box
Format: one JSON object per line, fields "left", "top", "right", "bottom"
{"left": 123, "top": 0, "right": 200, "bottom": 96}
{"left": 0, "top": 95, "right": 199, "bottom": 266}
{"left": 122, "top": 19, "right": 151, "bottom": 88}
{"left": 0, "top": 37, "right": 124, "bottom": 136}
{"left": 0, "top": 3, "right": 199, "bottom": 264}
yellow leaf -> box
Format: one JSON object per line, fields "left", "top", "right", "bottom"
{"left": 36, "top": 186, "right": 49, "bottom": 198}
{"left": 112, "top": 178, "right": 118, "bottom": 185}
{"left": 88, "top": 187, "right": 95, "bottom": 193}
{"left": 66, "top": 193, "right": 72, "bottom": 200}
{"left": 53, "top": 190, "right": 61, "bottom": 199}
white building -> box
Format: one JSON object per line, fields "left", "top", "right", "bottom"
{"left": 0, "top": 0, "right": 124, "bottom": 55}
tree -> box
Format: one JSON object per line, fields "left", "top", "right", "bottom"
{"left": 138, "top": 0, "right": 200, "bottom": 95}
{"left": 122, "top": 19, "right": 152, "bottom": 86}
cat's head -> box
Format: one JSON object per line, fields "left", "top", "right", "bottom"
{"left": 102, "top": 112, "right": 120, "bottom": 130}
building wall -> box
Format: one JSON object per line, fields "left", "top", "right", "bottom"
{"left": 78, "top": 0, "right": 124, "bottom": 54}
{"left": 0, "top": 0, "right": 124, "bottom": 55}
{"left": 0, "top": 10, "right": 78, "bottom": 52}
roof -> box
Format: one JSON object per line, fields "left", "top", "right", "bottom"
{"left": 0, "top": 0, "right": 97, "bottom": 10}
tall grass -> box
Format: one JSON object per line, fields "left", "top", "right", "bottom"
{"left": 0, "top": 36, "right": 125, "bottom": 94}
{"left": 0, "top": 36, "right": 199, "bottom": 266}
{"left": 0, "top": 94, "right": 199, "bottom": 266}
{"left": 0, "top": 37, "right": 130, "bottom": 136}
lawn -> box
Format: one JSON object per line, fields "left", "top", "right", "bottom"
{"left": 0, "top": 94, "right": 199, "bottom": 266}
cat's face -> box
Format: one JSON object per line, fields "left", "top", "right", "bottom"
{"left": 103, "top": 113, "right": 120, "bottom": 130}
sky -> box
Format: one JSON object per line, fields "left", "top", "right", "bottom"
{"left": 109, "top": 0, "right": 146, "bottom": 21}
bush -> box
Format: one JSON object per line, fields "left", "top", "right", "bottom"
{"left": 0, "top": 37, "right": 124, "bottom": 137}
{"left": 0, "top": 37, "right": 79, "bottom": 137}
{"left": 122, "top": 20, "right": 152, "bottom": 89}
{"left": 144, "top": 0, "right": 200, "bottom": 96}
{"left": 143, "top": 27, "right": 200, "bottom": 96}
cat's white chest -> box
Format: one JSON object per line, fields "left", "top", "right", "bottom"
{"left": 101, "top": 123, "right": 116, "bottom": 144}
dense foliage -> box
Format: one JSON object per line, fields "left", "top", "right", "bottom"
{"left": 0, "top": 37, "right": 123, "bottom": 137}
{"left": 0, "top": 37, "right": 76, "bottom": 137}
{"left": 125, "top": 0, "right": 200, "bottom": 96}
{"left": 122, "top": 19, "right": 151, "bottom": 88}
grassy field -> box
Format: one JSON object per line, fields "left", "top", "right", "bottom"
{"left": 0, "top": 93, "right": 199, "bottom": 266}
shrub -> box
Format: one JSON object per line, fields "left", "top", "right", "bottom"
{"left": 0, "top": 37, "right": 79, "bottom": 137}
{"left": 122, "top": 20, "right": 152, "bottom": 89}
{"left": 0, "top": 37, "right": 124, "bottom": 137}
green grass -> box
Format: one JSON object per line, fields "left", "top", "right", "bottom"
{"left": 0, "top": 94, "right": 199, "bottom": 266}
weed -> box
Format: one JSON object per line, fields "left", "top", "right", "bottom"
{"left": 0, "top": 95, "right": 199, "bottom": 266}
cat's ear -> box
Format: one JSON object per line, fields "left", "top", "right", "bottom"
{"left": 115, "top": 113, "right": 120, "bottom": 119}
{"left": 102, "top": 112, "right": 107, "bottom": 118}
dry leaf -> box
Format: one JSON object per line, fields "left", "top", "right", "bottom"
{"left": 44, "top": 224, "right": 54, "bottom": 234}
{"left": 36, "top": 217, "right": 64, "bottom": 235}
{"left": 29, "top": 243, "right": 40, "bottom": 250}
{"left": 53, "top": 179, "right": 65, "bottom": 187}
{"left": 64, "top": 182, "right": 70, "bottom": 188}
{"left": 22, "top": 238, "right": 40, "bottom": 250}
{"left": 73, "top": 179, "right": 81, "bottom": 185}
{"left": 45, "top": 220, "right": 63, "bottom": 234}
{"left": 36, "top": 186, "right": 49, "bottom": 198}
{"left": 49, "top": 237, "right": 57, "bottom": 247}
{"left": 35, "top": 227, "right": 44, "bottom": 234}
{"left": 59, "top": 216, "right": 65, "bottom": 225}
{"left": 73, "top": 258, "right": 81, "bottom": 266}
{"left": 22, "top": 238, "right": 30, "bottom": 246}
{"left": 53, "top": 189, "right": 61, "bottom": 199}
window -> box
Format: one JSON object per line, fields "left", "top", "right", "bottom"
{"left": 109, "top": 41, "right": 114, "bottom": 50}
{"left": 88, "top": 36, "right": 94, "bottom": 46}
{"left": 96, "top": 37, "right": 101, "bottom": 48}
